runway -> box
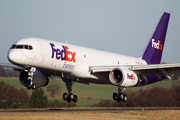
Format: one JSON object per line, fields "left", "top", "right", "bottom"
{"left": 0, "top": 108, "right": 179, "bottom": 113}
{"left": 0, "top": 109, "right": 139, "bottom": 113}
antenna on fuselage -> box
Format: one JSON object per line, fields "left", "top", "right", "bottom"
{"left": 65, "top": 40, "right": 68, "bottom": 44}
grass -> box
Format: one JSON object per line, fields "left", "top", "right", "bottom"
{"left": 76, "top": 99, "right": 100, "bottom": 107}
{"left": 0, "top": 110, "right": 179, "bottom": 120}
{"left": 0, "top": 77, "right": 180, "bottom": 107}
{"left": 0, "top": 77, "right": 23, "bottom": 89}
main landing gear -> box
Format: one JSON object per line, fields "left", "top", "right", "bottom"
{"left": 62, "top": 79, "right": 78, "bottom": 103}
{"left": 113, "top": 87, "right": 128, "bottom": 102}
{"left": 26, "top": 67, "right": 36, "bottom": 90}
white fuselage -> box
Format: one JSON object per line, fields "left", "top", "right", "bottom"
{"left": 8, "top": 38, "right": 147, "bottom": 84}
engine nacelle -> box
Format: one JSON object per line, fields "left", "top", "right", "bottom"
{"left": 109, "top": 67, "right": 138, "bottom": 87}
{"left": 19, "top": 70, "right": 49, "bottom": 88}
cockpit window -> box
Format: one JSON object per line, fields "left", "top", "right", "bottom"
{"left": 29, "top": 46, "right": 33, "bottom": 50}
{"left": 24, "top": 45, "right": 28, "bottom": 49}
{"left": 10, "top": 44, "right": 16, "bottom": 49}
{"left": 10, "top": 44, "right": 33, "bottom": 50}
{"left": 16, "top": 45, "right": 23, "bottom": 49}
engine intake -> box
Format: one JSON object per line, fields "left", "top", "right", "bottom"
{"left": 109, "top": 67, "right": 138, "bottom": 87}
{"left": 19, "top": 70, "right": 49, "bottom": 88}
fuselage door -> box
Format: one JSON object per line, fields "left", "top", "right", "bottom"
{"left": 37, "top": 40, "right": 46, "bottom": 63}
{"left": 37, "top": 40, "right": 45, "bottom": 57}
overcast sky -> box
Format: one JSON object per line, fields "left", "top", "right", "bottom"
{"left": 0, "top": 0, "right": 180, "bottom": 63}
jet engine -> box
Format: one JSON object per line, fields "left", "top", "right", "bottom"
{"left": 19, "top": 70, "right": 49, "bottom": 88}
{"left": 109, "top": 67, "right": 138, "bottom": 87}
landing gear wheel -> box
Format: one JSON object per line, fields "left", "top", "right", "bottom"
{"left": 123, "top": 95, "right": 128, "bottom": 102}
{"left": 63, "top": 93, "right": 78, "bottom": 103}
{"left": 117, "top": 93, "right": 122, "bottom": 102}
{"left": 73, "top": 95, "right": 78, "bottom": 102}
{"left": 63, "top": 93, "right": 68, "bottom": 100}
{"left": 113, "top": 87, "right": 128, "bottom": 102}
{"left": 120, "top": 93, "right": 124, "bottom": 100}
{"left": 67, "top": 94, "right": 72, "bottom": 103}
{"left": 27, "top": 85, "right": 31, "bottom": 90}
{"left": 31, "top": 84, "right": 36, "bottom": 90}
{"left": 113, "top": 93, "right": 117, "bottom": 100}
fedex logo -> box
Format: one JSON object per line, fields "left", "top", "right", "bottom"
{"left": 151, "top": 39, "right": 163, "bottom": 50}
{"left": 127, "top": 73, "right": 135, "bottom": 80}
{"left": 50, "top": 43, "right": 76, "bottom": 62}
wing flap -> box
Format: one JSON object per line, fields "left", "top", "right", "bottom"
{"left": 131, "top": 63, "right": 180, "bottom": 70}
{"left": 89, "top": 65, "right": 120, "bottom": 73}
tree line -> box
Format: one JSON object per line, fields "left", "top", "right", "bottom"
{"left": 91, "top": 85, "right": 180, "bottom": 107}
{"left": 0, "top": 81, "right": 75, "bottom": 108}
{"left": 0, "top": 67, "right": 19, "bottom": 77}
{"left": 0, "top": 78, "right": 180, "bottom": 108}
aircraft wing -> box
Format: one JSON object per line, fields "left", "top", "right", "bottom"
{"left": 89, "top": 63, "right": 180, "bottom": 80}
{"left": 130, "top": 63, "right": 180, "bottom": 79}
{"left": 89, "top": 65, "right": 120, "bottom": 73}
{"left": 0, "top": 62, "right": 23, "bottom": 72}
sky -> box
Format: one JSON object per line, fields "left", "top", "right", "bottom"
{"left": 0, "top": 0, "right": 180, "bottom": 63}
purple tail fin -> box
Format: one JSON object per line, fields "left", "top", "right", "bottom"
{"left": 141, "top": 12, "right": 170, "bottom": 64}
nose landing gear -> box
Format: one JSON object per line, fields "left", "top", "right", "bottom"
{"left": 26, "top": 67, "right": 36, "bottom": 90}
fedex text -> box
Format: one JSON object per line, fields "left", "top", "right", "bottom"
{"left": 151, "top": 39, "right": 163, "bottom": 50}
{"left": 50, "top": 43, "right": 76, "bottom": 62}
{"left": 127, "top": 73, "right": 135, "bottom": 80}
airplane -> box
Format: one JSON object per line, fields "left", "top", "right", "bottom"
{"left": 7, "top": 12, "right": 180, "bottom": 103}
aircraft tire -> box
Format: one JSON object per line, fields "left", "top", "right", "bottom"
{"left": 63, "top": 93, "right": 68, "bottom": 100}
{"left": 113, "top": 93, "right": 117, "bottom": 100}
{"left": 117, "top": 94, "right": 121, "bottom": 102}
{"left": 31, "top": 84, "right": 36, "bottom": 90}
{"left": 67, "top": 94, "right": 72, "bottom": 103}
{"left": 123, "top": 95, "right": 128, "bottom": 102}
{"left": 27, "top": 85, "right": 31, "bottom": 90}
{"left": 73, "top": 95, "right": 78, "bottom": 102}
{"left": 120, "top": 93, "right": 124, "bottom": 100}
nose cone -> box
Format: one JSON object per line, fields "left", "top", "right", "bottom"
{"left": 7, "top": 49, "right": 21, "bottom": 65}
